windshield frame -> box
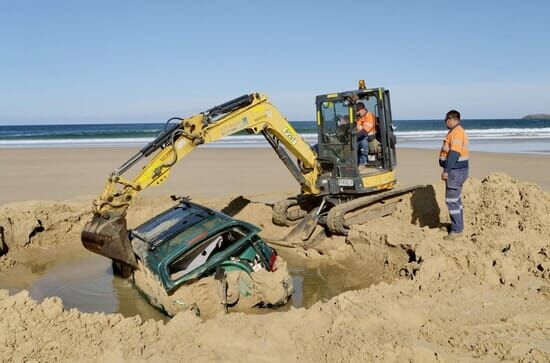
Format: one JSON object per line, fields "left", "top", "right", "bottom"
{"left": 317, "top": 98, "right": 354, "bottom": 164}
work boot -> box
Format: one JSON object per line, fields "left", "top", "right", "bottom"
{"left": 358, "top": 164, "right": 368, "bottom": 173}
{"left": 443, "top": 232, "right": 463, "bottom": 241}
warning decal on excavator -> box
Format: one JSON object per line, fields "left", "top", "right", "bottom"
{"left": 283, "top": 127, "right": 298, "bottom": 145}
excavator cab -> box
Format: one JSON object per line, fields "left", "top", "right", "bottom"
{"left": 315, "top": 82, "right": 398, "bottom": 196}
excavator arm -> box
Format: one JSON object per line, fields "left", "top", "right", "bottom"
{"left": 81, "top": 93, "right": 320, "bottom": 268}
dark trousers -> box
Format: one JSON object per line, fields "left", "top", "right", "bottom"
{"left": 357, "top": 135, "right": 369, "bottom": 165}
{"left": 445, "top": 168, "right": 469, "bottom": 233}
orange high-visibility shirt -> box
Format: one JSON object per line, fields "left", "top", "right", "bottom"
{"left": 439, "top": 125, "right": 469, "bottom": 164}
{"left": 357, "top": 112, "right": 376, "bottom": 134}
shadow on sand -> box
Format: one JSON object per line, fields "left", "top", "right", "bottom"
{"left": 410, "top": 185, "right": 443, "bottom": 228}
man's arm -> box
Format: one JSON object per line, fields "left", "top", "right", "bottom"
{"left": 444, "top": 150, "right": 460, "bottom": 172}
{"left": 444, "top": 134, "right": 464, "bottom": 172}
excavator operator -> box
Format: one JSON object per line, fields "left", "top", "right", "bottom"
{"left": 355, "top": 102, "right": 376, "bottom": 168}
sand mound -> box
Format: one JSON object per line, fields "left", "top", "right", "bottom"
{"left": 2, "top": 173, "right": 550, "bottom": 361}
{"left": 0, "top": 201, "right": 88, "bottom": 251}
{"left": 466, "top": 173, "right": 550, "bottom": 234}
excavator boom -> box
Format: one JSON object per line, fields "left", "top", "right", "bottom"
{"left": 82, "top": 93, "right": 321, "bottom": 266}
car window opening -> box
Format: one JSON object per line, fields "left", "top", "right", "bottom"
{"left": 168, "top": 227, "right": 247, "bottom": 281}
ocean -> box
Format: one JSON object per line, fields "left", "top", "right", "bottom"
{"left": 1, "top": 119, "right": 550, "bottom": 154}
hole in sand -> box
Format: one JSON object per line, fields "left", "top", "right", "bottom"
{"left": 0, "top": 226, "right": 7, "bottom": 255}
{"left": 27, "top": 220, "right": 45, "bottom": 245}
{"left": 0, "top": 241, "right": 404, "bottom": 320}
{"left": 406, "top": 248, "right": 417, "bottom": 263}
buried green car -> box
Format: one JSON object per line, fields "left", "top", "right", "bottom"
{"left": 127, "top": 200, "right": 294, "bottom": 317}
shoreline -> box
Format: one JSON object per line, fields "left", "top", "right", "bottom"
{"left": 2, "top": 136, "right": 550, "bottom": 156}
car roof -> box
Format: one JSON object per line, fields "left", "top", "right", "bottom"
{"left": 131, "top": 201, "right": 230, "bottom": 248}
{"left": 131, "top": 200, "right": 261, "bottom": 259}
{"left": 130, "top": 201, "right": 262, "bottom": 287}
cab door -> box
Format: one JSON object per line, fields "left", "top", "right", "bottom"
{"left": 380, "top": 89, "right": 397, "bottom": 169}
{"left": 317, "top": 99, "right": 356, "bottom": 177}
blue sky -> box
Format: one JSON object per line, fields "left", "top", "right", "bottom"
{"left": 1, "top": 0, "right": 549, "bottom": 124}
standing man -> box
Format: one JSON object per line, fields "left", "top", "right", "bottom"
{"left": 355, "top": 102, "right": 376, "bottom": 169}
{"left": 439, "top": 110, "right": 469, "bottom": 240}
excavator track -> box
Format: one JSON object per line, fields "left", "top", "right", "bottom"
{"left": 272, "top": 197, "right": 308, "bottom": 226}
{"left": 326, "top": 185, "right": 424, "bottom": 235}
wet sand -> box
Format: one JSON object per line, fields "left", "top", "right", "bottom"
{"left": 1, "top": 147, "right": 549, "bottom": 204}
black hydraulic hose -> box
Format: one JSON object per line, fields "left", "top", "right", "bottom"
{"left": 117, "top": 120, "right": 182, "bottom": 175}
{"left": 117, "top": 151, "right": 144, "bottom": 175}
{"left": 205, "top": 94, "right": 254, "bottom": 119}
{"left": 164, "top": 117, "right": 184, "bottom": 131}
{"left": 153, "top": 128, "right": 182, "bottom": 177}
{"left": 165, "top": 129, "right": 182, "bottom": 168}
{"left": 118, "top": 95, "right": 253, "bottom": 176}
{"left": 140, "top": 122, "right": 180, "bottom": 157}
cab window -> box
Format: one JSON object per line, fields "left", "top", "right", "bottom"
{"left": 356, "top": 95, "right": 381, "bottom": 142}
{"left": 356, "top": 97, "right": 379, "bottom": 119}
{"left": 319, "top": 100, "right": 352, "bottom": 162}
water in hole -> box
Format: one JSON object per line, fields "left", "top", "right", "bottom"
{"left": 0, "top": 248, "right": 380, "bottom": 320}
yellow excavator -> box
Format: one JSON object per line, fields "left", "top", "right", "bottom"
{"left": 82, "top": 81, "right": 421, "bottom": 270}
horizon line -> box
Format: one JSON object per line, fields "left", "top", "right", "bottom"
{"left": 0, "top": 117, "right": 539, "bottom": 127}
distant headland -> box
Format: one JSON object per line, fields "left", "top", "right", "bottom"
{"left": 522, "top": 114, "right": 550, "bottom": 120}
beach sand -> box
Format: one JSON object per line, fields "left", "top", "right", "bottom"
{"left": 1, "top": 147, "right": 550, "bottom": 361}
{"left": 1, "top": 147, "right": 549, "bottom": 203}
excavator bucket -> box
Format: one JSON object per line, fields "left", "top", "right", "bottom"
{"left": 282, "top": 203, "right": 323, "bottom": 242}
{"left": 81, "top": 214, "right": 138, "bottom": 269}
